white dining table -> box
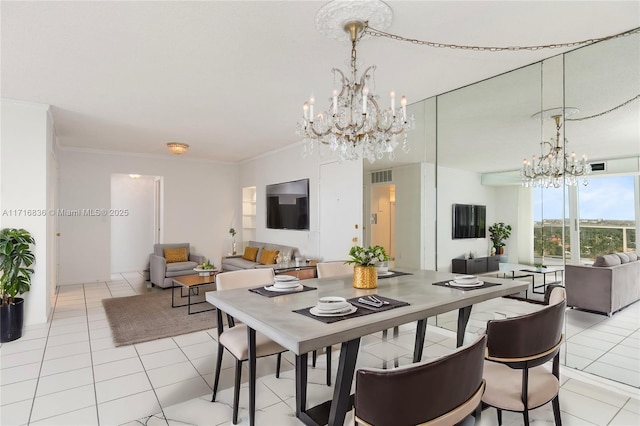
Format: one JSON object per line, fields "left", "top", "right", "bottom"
{"left": 205, "top": 268, "right": 529, "bottom": 426}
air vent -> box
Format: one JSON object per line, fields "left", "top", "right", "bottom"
{"left": 371, "top": 169, "right": 392, "bottom": 184}
{"left": 590, "top": 162, "right": 606, "bottom": 172}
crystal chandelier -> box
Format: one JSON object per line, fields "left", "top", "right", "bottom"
{"left": 166, "top": 142, "right": 189, "bottom": 155}
{"left": 297, "top": 19, "right": 414, "bottom": 163}
{"left": 522, "top": 110, "right": 591, "bottom": 187}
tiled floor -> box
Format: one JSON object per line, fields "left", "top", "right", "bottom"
{"left": 0, "top": 272, "right": 638, "bottom": 426}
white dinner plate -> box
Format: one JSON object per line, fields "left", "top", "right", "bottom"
{"left": 275, "top": 275, "right": 298, "bottom": 282}
{"left": 310, "top": 305, "right": 357, "bottom": 317}
{"left": 378, "top": 271, "right": 394, "bottom": 277}
{"left": 314, "top": 303, "right": 350, "bottom": 313}
{"left": 448, "top": 280, "right": 484, "bottom": 288}
{"left": 273, "top": 281, "right": 300, "bottom": 289}
{"left": 264, "top": 284, "right": 304, "bottom": 292}
{"left": 453, "top": 275, "right": 477, "bottom": 284}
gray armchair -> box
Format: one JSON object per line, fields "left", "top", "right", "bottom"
{"left": 149, "top": 243, "right": 204, "bottom": 288}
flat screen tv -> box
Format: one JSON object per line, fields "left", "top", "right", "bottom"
{"left": 452, "top": 204, "right": 486, "bottom": 239}
{"left": 266, "top": 178, "right": 310, "bottom": 230}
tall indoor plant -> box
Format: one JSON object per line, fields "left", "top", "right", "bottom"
{"left": 345, "top": 245, "right": 389, "bottom": 289}
{"left": 0, "top": 228, "right": 36, "bottom": 342}
{"left": 488, "top": 222, "right": 512, "bottom": 255}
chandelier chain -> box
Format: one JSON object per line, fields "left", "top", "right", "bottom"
{"left": 566, "top": 94, "right": 640, "bottom": 121}
{"left": 364, "top": 24, "right": 640, "bottom": 52}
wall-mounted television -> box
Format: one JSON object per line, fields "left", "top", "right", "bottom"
{"left": 452, "top": 203, "right": 486, "bottom": 239}
{"left": 266, "top": 178, "right": 309, "bottom": 230}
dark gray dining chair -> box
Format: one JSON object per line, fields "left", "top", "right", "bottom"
{"left": 354, "top": 334, "right": 487, "bottom": 426}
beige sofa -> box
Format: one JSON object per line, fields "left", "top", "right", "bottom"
{"left": 221, "top": 241, "right": 299, "bottom": 271}
{"left": 565, "top": 252, "right": 640, "bottom": 315}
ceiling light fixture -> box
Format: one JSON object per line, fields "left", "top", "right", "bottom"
{"left": 129, "top": 174, "right": 141, "bottom": 179}
{"left": 166, "top": 142, "right": 189, "bottom": 155}
{"left": 522, "top": 108, "right": 591, "bottom": 188}
{"left": 297, "top": 0, "right": 414, "bottom": 164}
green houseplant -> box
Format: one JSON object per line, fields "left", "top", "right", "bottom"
{"left": 345, "top": 245, "right": 389, "bottom": 289}
{"left": 0, "top": 228, "right": 35, "bottom": 342}
{"left": 488, "top": 222, "right": 512, "bottom": 254}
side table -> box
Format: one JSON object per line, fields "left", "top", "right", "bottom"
{"left": 172, "top": 272, "right": 218, "bottom": 314}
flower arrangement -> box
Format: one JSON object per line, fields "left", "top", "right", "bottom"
{"left": 197, "top": 258, "right": 215, "bottom": 270}
{"left": 229, "top": 228, "right": 236, "bottom": 237}
{"left": 345, "top": 245, "right": 389, "bottom": 267}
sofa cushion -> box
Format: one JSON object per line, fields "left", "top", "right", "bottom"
{"left": 593, "top": 254, "right": 622, "bottom": 267}
{"left": 616, "top": 253, "right": 630, "bottom": 264}
{"left": 166, "top": 261, "right": 198, "bottom": 272}
{"left": 626, "top": 252, "right": 638, "bottom": 261}
{"left": 259, "top": 249, "right": 279, "bottom": 265}
{"left": 165, "top": 247, "right": 188, "bottom": 263}
{"left": 223, "top": 257, "right": 259, "bottom": 270}
{"left": 242, "top": 246, "right": 259, "bottom": 262}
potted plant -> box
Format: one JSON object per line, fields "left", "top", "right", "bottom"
{"left": 488, "top": 222, "right": 512, "bottom": 255}
{"left": 345, "top": 245, "right": 389, "bottom": 289}
{"left": 0, "top": 228, "right": 35, "bottom": 342}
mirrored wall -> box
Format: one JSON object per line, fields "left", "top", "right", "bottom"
{"left": 364, "top": 31, "right": 639, "bottom": 387}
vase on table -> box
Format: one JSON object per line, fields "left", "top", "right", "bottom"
{"left": 353, "top": 265, "right": 378, "bottom": 289}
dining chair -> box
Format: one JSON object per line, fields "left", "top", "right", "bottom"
{"left": 481, "top": 286, "right": 566, "bottom": 426}
{"left": 354, "top": 334, "right": 487, "bottom": 426}
{"left": 211, "top": 268, "right": 287, "bottom": 424}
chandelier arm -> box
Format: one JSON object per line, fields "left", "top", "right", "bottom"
{"left": 332, "top": 68, "right": 348, "bottom": 97}
{"left": 363, "top": 23, "right": 640, "bottom": 52}
{"left": 306, "top": 122, "right": 333, "bottom": 139}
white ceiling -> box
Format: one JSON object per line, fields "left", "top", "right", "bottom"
{"left": 2, "top": 1, "right": 639, "bottom": 165}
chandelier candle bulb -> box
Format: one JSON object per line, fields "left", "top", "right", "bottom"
{"left": 309, "top": 96, "right": 314, "bottom": 122}
{"left": 332, "top": 89, "right": 338, "bottom": 115}
{"left": 303, "top": 102, "right": 309, "bottom": 120}
{"left": 401, "top": 96, "right": 407, "bottom": 121}
{"left": 390, "top": 91, "right": 396, "bottom": 114}
{"left": 362, "top": 86, "right": 369, "bottom": 111}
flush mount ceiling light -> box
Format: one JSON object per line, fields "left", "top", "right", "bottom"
{"left": 297, "top": 0, "right": 414, "bottom": 164}
{"left": 166, "top": 142, "right": 189, "bottom": 155}
{"left": 129, "top": 174, "right": 141, "bottom": 179}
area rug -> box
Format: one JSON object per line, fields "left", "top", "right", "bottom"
{"left": 103, "top": 289, "right": 217, "bottom": 347}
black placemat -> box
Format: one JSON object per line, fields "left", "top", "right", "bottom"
{"left": 432, "top": 280, "right": 501, "bottom": 291}
{"left": 378, "top": 270, "right": 413, "bottom": 279}
{"left": 249, "top": 284, "right": 317, "bottom": 298}
{"left": 293, "top": 295, "right": 410, "bottom": 324}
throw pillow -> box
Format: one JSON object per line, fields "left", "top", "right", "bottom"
{"left": 164, "top": 247, "right": 188, "bottom": 263}
{"left": 593, "top": 254, "right": 621, "bottom": 267}
{"left": 242, "top": 246, "right": 259, "bottom": 262}
{"left": 259, "top": 249, "right": 279, "bottom": 265}
{"left": 626, "top": 252, "right": 638, "bottom": 261}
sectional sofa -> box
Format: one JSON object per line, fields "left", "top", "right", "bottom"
{"left": 565, "top": 251, "right": 640, "bottom": 315}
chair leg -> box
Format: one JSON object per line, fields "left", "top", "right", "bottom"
{"left": 312, "top": 350, "right": 317, "bottom": 367}
{"left": 276, "top": 353, "right": 281, "bottom": 378}
{"left": 552, "top": 395, "right": 562, "bottom": 426}
{"left": 212, "top": 344, "right": 224, "bottom": 402}
{"left": 523, "top": 409, "right": 530, "bottom": 426}
{"left": 496, "top": 408, "right": 502, "bottom": 426}
{"left": 326, "top": 346, "right": 332, "bottom": 386}
{"left": 232, "top": 359, "right": 242, "bottom": 424}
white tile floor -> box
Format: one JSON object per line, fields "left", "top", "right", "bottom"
{"left": 0, "top": 271, "right": 638, "bottom": 426}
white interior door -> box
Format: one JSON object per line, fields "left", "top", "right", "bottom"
{"left": 319, "top": 160, "right": 363, "bottom": 261}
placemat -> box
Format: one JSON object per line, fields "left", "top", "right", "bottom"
{"left": 249, "top": 284, "right": 317, "bottom": 298}
{"left": 293, "top": 295, "right": 410, "bottom": 324}
{"left": 378, "top": 270, "right": 412, "bottom": 279}
{"left": 432, "top": 280, "right": 501, "bottom": 291}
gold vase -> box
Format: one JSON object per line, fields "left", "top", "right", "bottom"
{"left": 353, "top": 265, "right": 378, "bottom": 289}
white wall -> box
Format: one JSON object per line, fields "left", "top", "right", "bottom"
{"left": 110, "top": 174, "right": 155, "bottom": 272}
{"left": 240, "top": 144, "right": 363, "bottom": 261}
{"left": 57, "top": 150, "right": 239, "bottom": 284}
{"left": 437, "top": 166, "right": 499, "bottom": 271}
{"left": 0, "top": 99, "right": 55, "bottom": 326}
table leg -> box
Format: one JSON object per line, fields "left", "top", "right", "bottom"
{"left": 457, "top": 306, "right": 473, "bottom": 347}
{"left": 328, "top": 338, "right": 360, "bottom": 426}
{"left": 247, "top": 327, "right": 256, "bottom": 426}
{"left": 295, "top": 353, "right": 308, "bottom": 416}
{"left": 413, "top": 319, "right": 428, "bottom": 362}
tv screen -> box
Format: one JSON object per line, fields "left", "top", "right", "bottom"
{"left": 452, "top": 204, "right": 486, "bottom": 239}
{"left": 266, "top": 178, "right": 310, "bottom": 230}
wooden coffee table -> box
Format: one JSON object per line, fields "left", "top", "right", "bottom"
{"left": 172, "top": 272, "right": 218, "bottom": 314}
